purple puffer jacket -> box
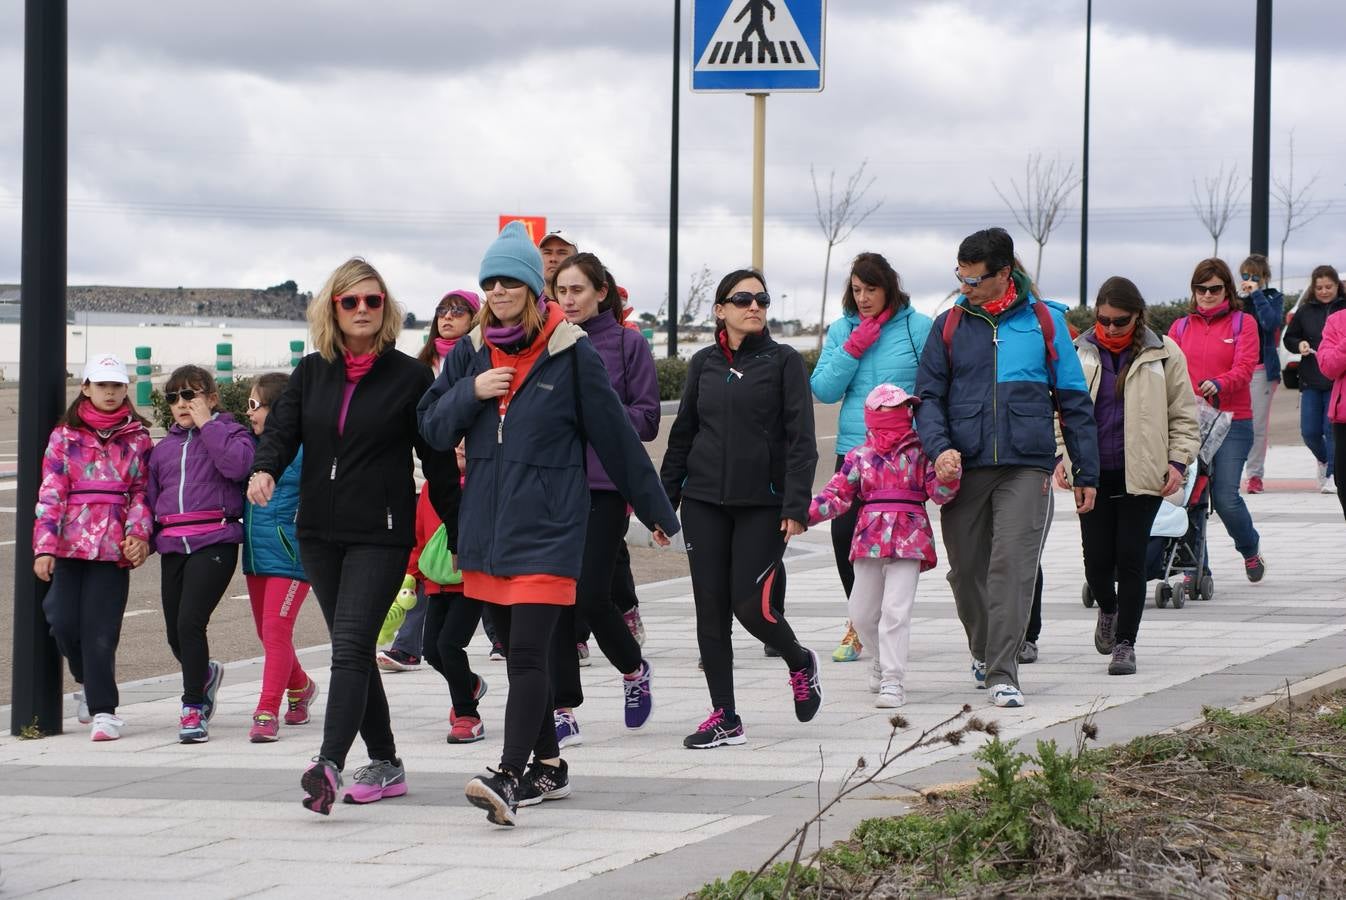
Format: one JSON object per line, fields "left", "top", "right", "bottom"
{"left": 147, "top": 412, "right": 254, "bottom": 555}
{"left": 580, "top": 314, "right": 660, "bottom": 492}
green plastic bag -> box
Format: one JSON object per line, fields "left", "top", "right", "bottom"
{"left": 419, "top": 523, "right": 463, "bottom": 586}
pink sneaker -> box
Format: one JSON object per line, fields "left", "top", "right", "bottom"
{"left": 343, "top": 759, "right": 407, "bottom": 805}
{"left": 249, "top": 712, "right": 279, "bottom": 743}
{"left": 284, "top": 678, "right": 319, "bottom": 726}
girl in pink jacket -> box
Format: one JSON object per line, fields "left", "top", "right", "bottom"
{"left": 32, "top": 354, "right": 154, "bottom": 742}
{"left": 807, "top": 384, "right": 960, "bottom": 708}
{"left": 1314, "top": 307, "right": 1346, "bottom": 516}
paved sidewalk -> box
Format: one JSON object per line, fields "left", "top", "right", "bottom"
{"left": 1, "top": 445, "right": 1343, "bottom": 899}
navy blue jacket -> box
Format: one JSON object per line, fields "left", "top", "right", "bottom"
{"left": 916, "top": 273, "right": 1099, "bottom": 486}
{"left": 1247, "top": 287, "right": 1284, "bottom": 381}
{"left": 417, "top": 313, "right": 680, "bottom": 580}
{"left": 243, "top": 448, "right": 305, "bottom": 581}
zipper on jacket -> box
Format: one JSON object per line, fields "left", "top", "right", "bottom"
{"left": 330, "top": 457, "right": 337, "bottom": 480}
{"left": 497, "top": 414, "right": 504, "bottom": 444}
{"left": 178, "top": 430, "right": 193, "bottom": 554}
{"left": 386, "top": 507, "right": 393, "bottom": 531}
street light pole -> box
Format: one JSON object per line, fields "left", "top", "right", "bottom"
{"left": 1250, "top": 0, "right": 1272, "bottom": 256}
{"left": 667, "top": 0, "right": 681, "bottom": 358}
{"left": 1078, "top": 0, "right": 1091, "bottom": 308}
{"left": 12, "top": 0, "right": 69, "bottom": 737}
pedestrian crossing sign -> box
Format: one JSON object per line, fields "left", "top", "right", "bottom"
{"left": 692, "top": 0, "right": 826, "bottom": 93}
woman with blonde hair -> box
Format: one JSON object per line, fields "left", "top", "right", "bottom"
{"left": 249, "top": 257, "right": 460, "bottom": 815}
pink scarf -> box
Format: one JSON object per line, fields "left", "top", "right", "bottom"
{"left": 80, "top": 399, "right": 130, "bottom": 432}
{"left": 1194, "top": 299, "right": 1230, "bottom": 320}
{"left": 864, "top": 406, "right": 913, "bottom": 454}
{"left": 343, "top": 349, "right": 377, "bottom": 383}
{"left": 434, "top": 337, "right": 458, "bottom": 358}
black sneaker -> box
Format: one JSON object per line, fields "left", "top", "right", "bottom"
{"left": 683, "top": 709, "right": 746, "bottom": 749}
{"left": 516, "top": 758, "right": 571, "bottom": 808}
{"left": 465, "top": 768, "right": 518, "bottom": 826}
{"left": 763, "top": 644, "right": 781, "bottom": 658}
{"left": 1244, "top": 554, "right": 1266, "bottom": 583}
{"left": 788, "top": 648, "right": 823, "bottom": 722}
{"left": 1094, "top": 610, "right": 1118, "bottom": 655}
{"left": 1108, "top": 641, "right": 1137, "bottom": 676}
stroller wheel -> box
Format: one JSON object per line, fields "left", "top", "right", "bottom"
{"left": 1081, "top": 584, "right": 1095, "bottom": 608}
{"left": 1198, "top": 574, "right": 1215, "bottom": 602}
{"left": 1172, "top": 578, "right": 1189, "bottom": 609}
{"left": 1154, "top": 581, "right": 1171, "bottom": 609}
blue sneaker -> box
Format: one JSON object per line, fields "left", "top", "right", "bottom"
{"left": 971, "top": 659, "right": 987, "bottom": 689}
{"left": 554, "top": 709, "right": 582, "bottom": 749}
{"left": 178, "top": 705, "right": 208, "bottom": 743}
{"left": 202, "top": 659, "right": 224, "bottom": 722}
{"left": 623, "top": 660, "right": 653, "bottom": 729}
{"left": 989, "top": 683, "right": 1025, "bottom": 708}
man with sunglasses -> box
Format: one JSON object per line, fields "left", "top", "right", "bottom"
{"left": 915, "top": 227, "right": 1098, "bottom": 709}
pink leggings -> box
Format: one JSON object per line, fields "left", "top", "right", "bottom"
{"left": 246, "top": 575, "right": 312, "bottom": 715}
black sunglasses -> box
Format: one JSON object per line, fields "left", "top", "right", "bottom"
{"left": 334, "top": 292, "right": 385, "bottom": 311}
{"left": 723, "top": 291, "right": 771, "bottom": 309}
{"left": 165, "top": 389, "right": 199, "bottom": 405}
{"left": 436, "top": 303, "right": 472, "bottom": 318}
{"left": 1239, "top": 272, "right": 1261, "bottom": 283}
{"left": 480, "top": 276, "right": 526, "bottom": 292}
{"left": 1192, "top": 283, "right": 1226, "bottom": 296}
{"left": 1096, "top": 313, "right": 1134, "bottom": 329}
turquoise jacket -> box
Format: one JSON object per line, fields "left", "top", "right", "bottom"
{"left": 243, "top": 447, "right": 305, "bottom": 581}
{"left": 810, "top": 304, "right": 934, "bottom": 455}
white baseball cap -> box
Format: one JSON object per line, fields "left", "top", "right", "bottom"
{"left": 539, "top": 230, "right": 579, "bottom": 252}
{"left": 82, "top": 353, "right": 130, "bottom": 384}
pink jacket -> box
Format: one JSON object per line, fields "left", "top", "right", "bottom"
{"left": 33, "top": 419, "right": 154, "bottom": 564}
{"left": 1316, "top": 308, "right": 1346, "bottom": 424}
{"left": 1168, "top": 308, "right": 1259, "bottom": 420}
{"left": 807, "top": 432, "right": 959, "bottom": 571}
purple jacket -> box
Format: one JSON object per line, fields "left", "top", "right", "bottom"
{"left": 147, "top": 412, "right": 254, "bottom": 555}
{"left": 1088, "top": 335, "right": 1129, "bottom": 472}
{"left": 580, "top": 314, "right": 660, "bottom": 492}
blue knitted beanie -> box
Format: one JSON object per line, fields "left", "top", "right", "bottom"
{"left": 479, "top": 221, "right": 545, "bottom": 297}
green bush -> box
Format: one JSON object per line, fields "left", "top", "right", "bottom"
{"left": 150, "top": 376, "right": 255, "bottom": 430}
{"left": 654, "top": 357, "right": 688, "bottom": 402}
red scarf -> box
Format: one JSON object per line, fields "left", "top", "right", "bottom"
{"left": 1092, "top": 322, "right": 1135, "bottom": 355}
{"left": 864, "top": 406, "right": 913, "bottom": 454}
{"left": 80, "top": 398, "right": 130, "bottom": 431}
{"left": 717, "top": 328, "right": 735, "bottom": 363}
{"left": 979, "top": 279, "right": 1018, "bottom": 317}
{"left": 343, "top": 349, "right": 377, "bottom": 383}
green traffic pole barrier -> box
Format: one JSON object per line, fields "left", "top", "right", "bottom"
{"left": 135, "top": 346, "right": 152, "bottom": 405}
{"left": 289, "top": 339, "right": 304, "bottom": 367}
{"left": 215, "top": 342, "right": 233, "bottom": 384}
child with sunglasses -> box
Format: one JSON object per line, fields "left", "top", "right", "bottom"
{"left": 148, "top": 365, "right": 255, "bottom": 743}
{"left": 242, "top": 372, "right": 316, "bottom": 742}
{"left": 33, "top": 354, "right": 154, "bottom": 741}
{"left": 807, "top": 384, "right": 959, "bottom": 708}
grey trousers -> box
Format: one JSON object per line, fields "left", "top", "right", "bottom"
{"left": 940, "top": 466, "right": 1053, "bottom": 691}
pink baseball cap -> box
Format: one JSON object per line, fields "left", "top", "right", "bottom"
{"left": 864, "top": 383, "right": 919, "bottom": 410}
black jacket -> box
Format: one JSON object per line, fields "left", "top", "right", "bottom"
{"left": 1285, "top": 295, "right": 1346, "bottom": 391}
{"left": 661, "top": 331, "right": 818, "bottom": 522}
{"left": 252, "top": 348, "right": 459, "bottom": 549}
{"left": 417, "top": 315, "right": 679, "bottom": 581}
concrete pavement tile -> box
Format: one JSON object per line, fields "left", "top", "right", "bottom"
{"left": 3, "top": 833, "right": 218, "bottom": 858}
{"left": 379, "top": 842, "right": 608, "bottom": 871}
{"left": 197, "top": 859, "right": 445, "bottom": 892}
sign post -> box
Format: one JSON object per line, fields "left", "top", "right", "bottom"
{"left": 692, "top": 0, "right": 825, "bottom": 272}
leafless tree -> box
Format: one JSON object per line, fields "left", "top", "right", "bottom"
{"left": 812, "top": 161, "right": 882, "bottom": 349}
{"left": 992, "top": 153, "right": 1082, "bottom": 285}
{"left": 1272, "top": 132, "right": 1325, "bottom": 292}
{"left": 679, "top": 264, "right": 714, "bottom": 326}
{"left": 1190, "top": 163, "right": 1247, "bottom": 259}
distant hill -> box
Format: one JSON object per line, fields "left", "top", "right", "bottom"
{"left": 0, "top": 281, "right": 310, "bottom": 321}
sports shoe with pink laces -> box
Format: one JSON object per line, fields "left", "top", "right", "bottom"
{"left": 249, "top": 712, "right": 280, "bottom": 743}
{"left": 284, "top": 678, "right": 319, "bottom": 726}
{"left": 682, "top": 708, "right": 746, "bottom": 749}
{"left": 788, "top": 648, "right": 823, "bottom": 722}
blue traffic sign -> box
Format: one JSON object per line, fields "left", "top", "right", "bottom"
{"left": 691, "top": 0, "right": 826, "bottom": 93}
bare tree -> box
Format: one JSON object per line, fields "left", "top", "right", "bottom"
{"left": 812, "top": 161, "right": 882, "bottom": 349}
{"left": 1272, "top": 132, "right": 1325, "bottom": 292}
{"left": 992, "top": 153, "right": 1082, "bottom": 285}
{"left": 1190, "top": 163, "right": 1247, "bottom": 258}
{"left": 679, "top": 264, "right": 714, "bottom": 326}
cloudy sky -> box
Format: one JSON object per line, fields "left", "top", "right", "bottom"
{"left": 1, "top": 1, "right": 1343, "bottom": 327}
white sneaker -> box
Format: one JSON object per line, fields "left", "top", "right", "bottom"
{"left": 875, "top": 682, "right": 905, "bottom": 708}
{"left": 90, "top": 713, "right": 123, "bottom": 742}
{"left": 74, "top": 690, "right": 91, "bottom": 724}
{"left": 971, "top": 659, "right": 988, "bottom": 689}
{"left": 988, "top": 683, "right": 1024, "bottom": 708}
{"left": 868, "top": 660, "right": 881, "bottom": 694}
{"left": 1323, "top": 478, "right": 1338, "bottom": 494}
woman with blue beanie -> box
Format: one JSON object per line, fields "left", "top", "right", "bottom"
{"left": 809, "top": 253, "right": 932, "bottom": 662}
{"left": 418, "top": 221, "right": 681, "bottom": 827}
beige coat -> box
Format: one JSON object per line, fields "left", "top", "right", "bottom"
{"left": 1057, "top": 328, "right": 1199, "bottom": 496}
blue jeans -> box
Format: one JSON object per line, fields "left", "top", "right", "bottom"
{"left": 1208, "top": 418, "right": 1260, "bottom": 559}
{"left": 1300, "top": 387, "right": 1335, "bottom": 476}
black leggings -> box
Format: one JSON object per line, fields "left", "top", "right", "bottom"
{"left": 829, "top": 454, "right": 858, "bottom": 598}
{"left": 491, "top": 603, "right": 562, "bottom": 775}
{"left": 44, "top": 559, "right": 129, "bottom": 715}
{"left": 1336, "top": 423, "right": 1346, "bottom": 521}
{"left": 1024, "top": 567, "right": 1043, "bottom": 644}
{"left": 161, "top": 544, "right": 238, "bottom": 706}
{"left": 423, "top": 590, "right": 486, "bottom": 719}
{"left": 1078, "top": 470, "right": 1163, "bottom": 646}
{"left": 681, "top": 498, "right": 808, "bottom": 715}
{"left": 575, "top": 527, "right": 640, "bottom": 641}
{"left": 300, "top": 539, "right": 409, "bottom": 771}
{"left": 553, "top": 491, "right": 644, "bottom": 709}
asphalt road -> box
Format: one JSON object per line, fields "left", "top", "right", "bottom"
{"left": 0, "top": 391, "right": 842, "bottom": 707}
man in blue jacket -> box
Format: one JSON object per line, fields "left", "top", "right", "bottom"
{"left": 916, "top": 227, "right": 1099, "bottom": 709}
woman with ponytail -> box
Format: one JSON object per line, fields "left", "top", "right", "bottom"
{"left": 1054, "top": 276, "right": 1198, "bottom": 675}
